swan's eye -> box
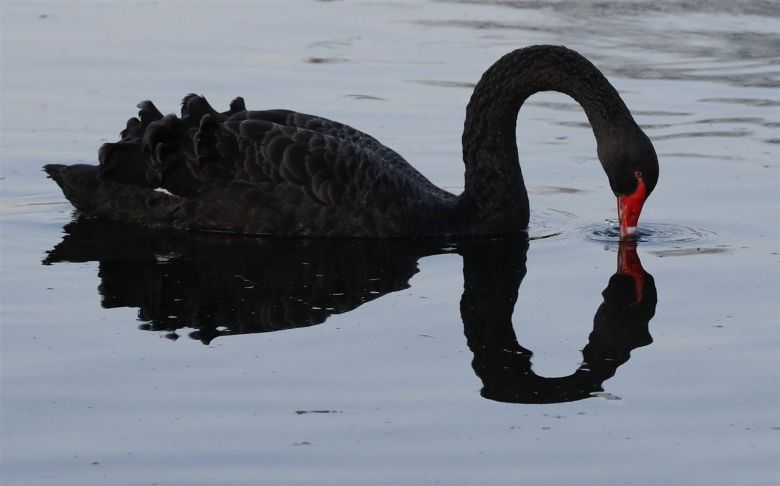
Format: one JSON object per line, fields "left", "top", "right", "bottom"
{"left": 634, "top": 170, "right": 643, "bottom": 179}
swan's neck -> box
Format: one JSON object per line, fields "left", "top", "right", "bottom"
{"left": 461, "top": 45, "right": 638, "bottom": 232}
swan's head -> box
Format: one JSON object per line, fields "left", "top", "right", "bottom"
{"left": 600, "top": 131, "right": 659, "bottom": 239}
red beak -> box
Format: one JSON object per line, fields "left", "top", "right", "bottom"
{"left": 617, "top": 177, "right": 647, "bottom": 239}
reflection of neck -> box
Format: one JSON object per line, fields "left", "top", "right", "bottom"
{"left": 460, "top": 240, "right": 656, "bottom": 404}
{"left": 460, "top": 239, "right": 528, "bottom": 353}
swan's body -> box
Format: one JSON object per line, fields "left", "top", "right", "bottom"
{"left": 45, "top": 45, "right": 658, "bottom": 238}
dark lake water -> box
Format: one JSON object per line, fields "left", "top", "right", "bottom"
{"left": 2, "top": 1, "right": 778, "bottom": 484}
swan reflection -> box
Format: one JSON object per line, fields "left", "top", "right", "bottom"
{"left": 462, "top": 240, "right": 656, "bottom": 403}
{"left": 45, "top": 220, "right": 657, "bottom": 403}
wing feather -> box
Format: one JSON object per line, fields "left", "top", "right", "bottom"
{"left": 92, "top": 95, "right": 458, "bottom": 236}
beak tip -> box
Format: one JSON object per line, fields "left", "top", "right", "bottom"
{"left": 619, "top": 226, "right": 638, "bottom": 240}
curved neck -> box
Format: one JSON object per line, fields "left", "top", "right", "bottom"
{"left": 461, "top": 45, "right": 638, "bottom": 231}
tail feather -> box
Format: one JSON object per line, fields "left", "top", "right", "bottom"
{"left": 45, "top": 94, "right": 254, "bottom": 227}
{"left": 45, "top": 164, "right": 102, "bottom": 213}
{"left": 44, "top": 163, "right": 183, "bottom": 225}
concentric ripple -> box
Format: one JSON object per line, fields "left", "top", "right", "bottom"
{"left": 528, "top": 207, "right": 578, "bottom": 240}
{"left": 579, "top": 221, "right": 716, "bottom": 245}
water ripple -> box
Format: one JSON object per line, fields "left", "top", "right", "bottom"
{"left": 579, "top": 221, "right": 717, "bottom": 245}
{"left": 699, "top": 97, "right": 780, "bottom": 107}
{"left": 653, "top": 130, "right": 750, "bottom": 141}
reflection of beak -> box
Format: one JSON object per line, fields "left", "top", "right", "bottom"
{"left": 617, "top": 177, "right": 647, "bottom": 239}
{"left": 617, "top": 241, "right": 645, "bottom": 303}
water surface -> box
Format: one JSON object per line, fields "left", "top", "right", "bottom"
{"left": 2, "top": 1, "right": 778, "bottom": 485}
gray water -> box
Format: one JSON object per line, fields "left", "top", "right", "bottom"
{"left": 1, "top": 1, "right": 779, "bottom": 485}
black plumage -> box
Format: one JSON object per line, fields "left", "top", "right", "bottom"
{"left": 45, "top": 45, "right": 658, "bottom": 237}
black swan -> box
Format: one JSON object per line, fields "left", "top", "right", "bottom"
{"left": 44, "top": 45, "right": 658, "bottom": 238}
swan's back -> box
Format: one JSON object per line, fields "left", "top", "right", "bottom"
{"left": 47, "top": 95, "right": 458, "bottom": 236}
